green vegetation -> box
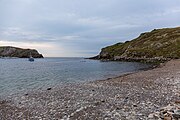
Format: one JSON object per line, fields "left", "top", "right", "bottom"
{"left": 98, "top": 27, "right": 180, "bottom": 62}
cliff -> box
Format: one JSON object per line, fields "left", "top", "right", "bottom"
{"left": 0, "top": 46, "right": 43, "bottom": 58}
{"left": 92, "top": 27, "right": 180, "bottom": 62}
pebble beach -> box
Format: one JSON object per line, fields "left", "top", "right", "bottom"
{"left": 0, "top": 60, "right": 180, "bottom": 120}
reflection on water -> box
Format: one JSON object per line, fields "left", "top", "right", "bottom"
{"left": 0, "top": 57, "right": 152, "bottom": 96}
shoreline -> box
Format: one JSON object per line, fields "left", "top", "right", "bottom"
{"left": 0, "top": 58, "right": 153, "bottom": 98}
{"left": 94, "top": 61, "right": 161, "bottom": 83}
{"left": 0, "top": 59, "right": 179, "bottom": 119}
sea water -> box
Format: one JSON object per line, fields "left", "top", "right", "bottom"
{"left": 0, "top": 58, "right": 152, "bottom": 96}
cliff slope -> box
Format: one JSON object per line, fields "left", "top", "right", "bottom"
{"left": 94, "top": 27, "right": 180, "bottom": 62}
{"left": 0, "top": 46, "right": 43, "bottom": 58}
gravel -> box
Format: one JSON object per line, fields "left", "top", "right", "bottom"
{"left": 0, "top": 60, "right": 180, "bottom": 120}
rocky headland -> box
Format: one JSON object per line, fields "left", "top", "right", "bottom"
{"left": 90, "top": 27, "right": 180, "bottom": 63}
{"left": 0, "top": 46, "right": 43, "bottom": 58}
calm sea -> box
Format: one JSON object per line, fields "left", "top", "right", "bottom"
{"left": 0, "top": 58, "right": 152, "bottom": 96}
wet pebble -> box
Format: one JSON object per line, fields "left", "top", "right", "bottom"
{"left": 47, "top": 88, "right": 52, "bottom": 90}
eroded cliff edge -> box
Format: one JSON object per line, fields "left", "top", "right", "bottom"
{"left": 90, "top": 27, "right": 180, "bottom": 62}
{"left": 0, "top": 46, "right": 43, "bottom": 58}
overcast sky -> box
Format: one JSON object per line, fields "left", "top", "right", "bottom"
{"left": 0, "top": 0, "right": 180, "bottom": 57}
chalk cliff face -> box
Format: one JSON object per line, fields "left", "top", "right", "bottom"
{"left": 0, "top": 46, "right": 43, "bottom": 58}
{"left": 92, "top": 27, "right": 180, "bottom": 62}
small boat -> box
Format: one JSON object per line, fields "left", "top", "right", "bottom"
{"left": 28, "top": 53, "right": 34, "bottom": 62}
{"left": 29, "top": 56, "right": 34, "bottom": 62}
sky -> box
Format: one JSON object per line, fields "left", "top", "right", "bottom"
{"left": 0, "top": 0, "right": 180, "bottom": 57}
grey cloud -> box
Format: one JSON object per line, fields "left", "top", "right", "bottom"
{"left": 0, "top": 0, "right": 180, "bottom": 57}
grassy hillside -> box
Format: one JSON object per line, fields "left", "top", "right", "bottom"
{"left": 97, "top": 27, "right": 180, "bottom": 62}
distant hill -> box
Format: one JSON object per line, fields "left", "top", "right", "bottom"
{"left": 91, "top": 27, "right": 180, "bottom": 62}
{"left": 0, "top": 46, "right": 43, "bottom": 58}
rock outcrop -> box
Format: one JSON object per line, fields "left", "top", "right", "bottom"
{"left": 0, "top": 46, "right": 43, "bottom": 58}
{"left": 148, "top": 102, "right": 180, "bottom": 120}
{"left": 91, "top": 27, "right": 180, "bottom": 62}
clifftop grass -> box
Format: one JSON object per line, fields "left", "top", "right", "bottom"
{"left": 98, "top": 27, "right": 180, "bottom": 62}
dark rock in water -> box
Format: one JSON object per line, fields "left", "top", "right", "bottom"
{"left": 0, "top": 46, "right": 43, "bottom": 58}
{"left": 47, "top": 88, "right": 52, "bottom": 90}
